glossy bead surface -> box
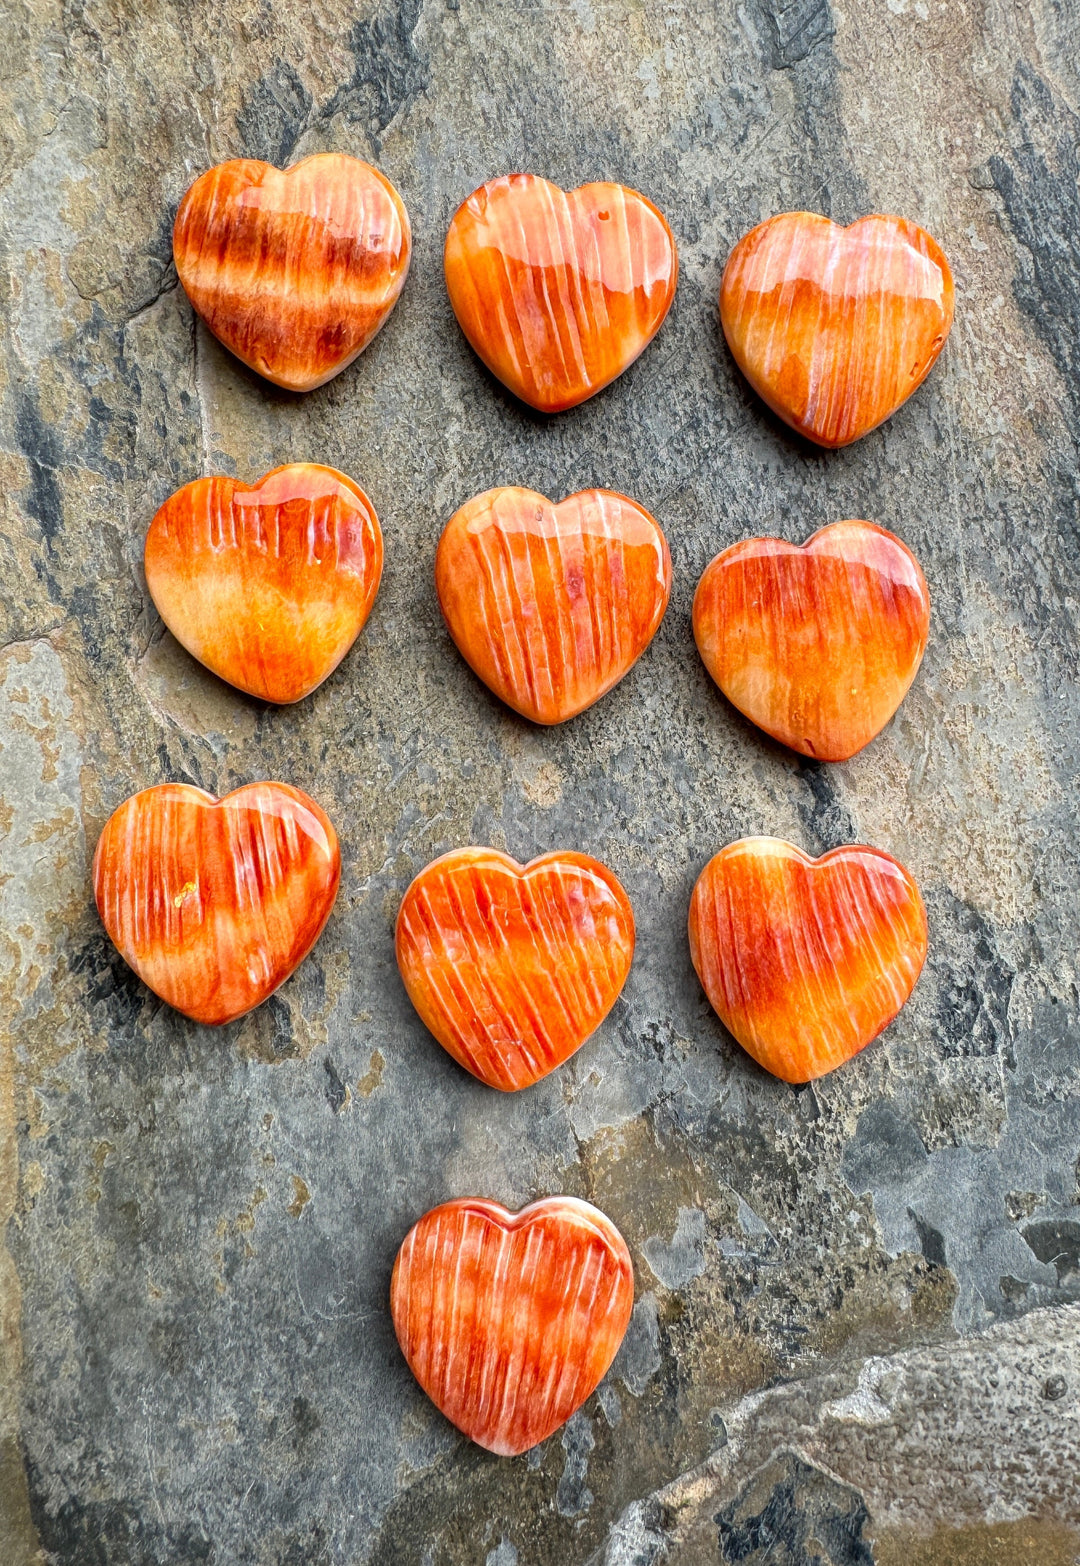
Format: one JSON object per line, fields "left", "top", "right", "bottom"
{"left": 444, "top": 174, "right": 677, "bottom": 412}
{"left": 436, "top": 487, "right": 671, "bottom": 724}
{"left": 144, "top": 464, "right": 383, "bottom": 704}
{"left": 720, "top": 213, "right": 954, "bottom": 447}
{"left": 391, "top": 1196, "right": 633, "bottom": 1455}
{"left": 688, "top": 838, "right": 927, "bottom": 1083}
{"left": 93, "top": 783, "right": 340, "bottom": 1026}
{"left": 396, "top": 848, "right": 634, "bottom": 1091}
{"left": 693, "top": 520, "right": 930, "bottom": 761}
{"left": 174, "top": 154, "right": 411, "bottom": 392}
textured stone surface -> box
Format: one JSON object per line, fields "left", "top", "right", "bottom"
{"left": 2, "top": 0, "right": 1080, "bottom": 1562}
{"left": 589, "top": 1305, "right": 1080, "bottom": 1564}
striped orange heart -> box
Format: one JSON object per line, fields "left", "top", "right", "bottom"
{"left": 436, "top": 486, "right": 671, "bottom": 724}
{"left": 174, "top": 154, "right": 411, "bottom": 392}
{"left": 692, "top": 520, "right": 930, "bottom": 761}
{"left": 145, "top": 464, "right": 383, "bottom": 704}
{"left": 720, "top": 212, "right": 954, "bottom": 447}
{"left": 396, "top": 848, "right": 635, "bottom": 1091}
{"left": 93, "top": 783, "right": 340, "bottom": 1025}
{"left": 391, "top": 1197, "right": 634, "bottom": 1455}
{"left": 688, "top": 837, "right": 927, "bottom": 1083}
{"left": 444, "top": 174, "right": 677, "bottom": 412}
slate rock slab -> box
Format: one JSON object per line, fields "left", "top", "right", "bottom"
{"left": 2, "top": 1, "right": 1080, "bottom": 1562}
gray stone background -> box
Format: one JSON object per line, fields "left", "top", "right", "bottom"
{"left": 2, "top": 0, "right": 1080, "bottom": 1561}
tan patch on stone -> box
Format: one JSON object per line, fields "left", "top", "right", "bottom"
{"left": 0, "top": 639, "right": 88, "bottom": 1563}
{"left": 234, "top": 1187, "right": 267, "bottom": 1235}
{"left": 357, "top": 1049, "right": 385, "bottom": 1098}
{"left": 0, "top": 1435, "right": 44, "bottom": 1566}
{"left": 520, "top": 760, "right": 564, "bottom": 808}
{"left": 233, "top": 986, "right": 329, "bottom": 1066}
{"left": 287, "top": 1176, "right": 311, "bottom": 1220}
{"left": 873, "top": 1518, "right": 1080, "bottom": 1565}
{"left": 19, "top": 1163, "right": 44, "bottom": 1210}
{"left": 574, "top": 1115, "right": 714, "bottom": 1248}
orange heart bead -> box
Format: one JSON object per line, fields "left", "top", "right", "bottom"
{"left": 173, "top": 154, "right": 411, "bottom": 392}
{"left": 144, "top": 464, "right": 383, "bottom": 704}
{"left": 688, "top": 838, "right": 927, "bottom": 1083}
{"left": 692, "top": 520, "right": 930, "bottom": 761}
{"left": 436, "top": 487, "right": 671, "bottom": 724}
{"left": 93, "top": 783, "right": 340, "bottom": 1025}
{"left": 720, "top": 213, "right": 954, "bottom": 447}
{"left": 444, "top": 174, "right": 678, "bottom": 412}
{"left": 396, "top": 848, "right": 635, "bottom": 1091}
{"left": 391, "top": 1196, "right": 634, "bottom": 1455}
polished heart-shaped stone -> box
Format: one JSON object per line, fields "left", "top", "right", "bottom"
{"left": 391, "top": 1196, "right": 633, "bottom": 1455}
{"left": 444, "top": 174, "right": 678, "bottom": 412}
{"left": 693, "top": 520, "right": 930, "bottom": 761}
{"left": 720, "top": 213, "right": 954, "bottom": 447}
{"left": 174, "top": 154, "right": 411, "bottom": 392}
{"left": 93, "top": 783, "right": 340, "bottom": 1025}
{"left": 688, "top": 838, "right": 927, "bottom": 1083}
{"left": 436, "top": 486, "right": 671, "bottom": 724}
{"left": 144, "top": 464, "right": 383, "bottom": 704}
{"left": 396, "top": 848, "right": 635, "bottom": 1091}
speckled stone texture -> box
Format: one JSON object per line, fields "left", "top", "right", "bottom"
{"left": 2, "top": 1, "right": 1080, "bottom": 1562}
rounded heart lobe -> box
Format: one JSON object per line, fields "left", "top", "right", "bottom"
{"left": 93, "top": 783, "right": 340, "bottom": 1025}
{"left": 174, "top": 154, "right": 411, "bottom": 391}
{"left": 688, "top": 838, "right": 927, "bottom": 1082}
{"left": 693, "top": 520, "right": 930, "bottom": 760}
{"left": 396, "top": 848, "right": 635, "bottom": 1090}
{"left": 721, "top": 213, "right": 954, "bottom": 447}
{"left": 436, "top": 487, "right": 671, "bottom": 724}
{"left": 445, "top": 175, "right": 677, "bottom": 411}
{"left": 391, "top": 1197, "right": 633, "bottom": 1455}
{"left": 145, "top": 464, "right": 383, "bottom": 704}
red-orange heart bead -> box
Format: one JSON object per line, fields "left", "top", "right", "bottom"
{"left": 444, "top": 174, "right": 678, "bottom": 412}
{"left": 396, "top": 848, "right": 635, "bottom": 1091}
{"left": 174, "top": 153, "right": 411, "bottom": 392}
{"left": 720, "top": 213, "right": 954, "bottom": 447}
{"left": 144, "top": 464, "right": 383, "bottom": 704}
{"left": 436, "top": 486, "right": 671, "bottom": 724}
{"left": 93, "top": 783, "right": 340, "bottom": 1025}
{"left": 688, "top": 838, "right": 927, "bottom": 1083}
{"left": 391, "top": 1196, "right": 634, "bottom": 1455}
{"left": 693, "top": 520, "right": 930, "bottom": 761}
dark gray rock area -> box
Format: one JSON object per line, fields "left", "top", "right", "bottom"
{"left": 2, "top": 1, "right": 1079, "bottom": 1561}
